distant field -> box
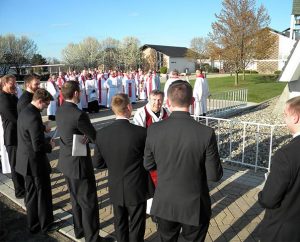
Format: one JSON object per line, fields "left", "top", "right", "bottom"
{"left": 161, "top": 74, "right": 286, "bottom": 103}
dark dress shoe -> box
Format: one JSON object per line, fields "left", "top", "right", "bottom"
{"left": 43, "top": 220, "right": 66, "bottom": 233}
{"left": 75, "top": 232, "right": 84, "bottom": 239}
{"left": 99, "top": 235, "right": 116, "bottom": 242}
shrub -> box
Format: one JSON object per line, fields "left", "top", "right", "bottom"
{"left": 160, "top": 66, "right": 168, "bottom": 74}
{"left": 274, "top": 70, "right": 281, "bottom": 75}
{"left": 244, "top": 70, "right": 258, "bottom": 74}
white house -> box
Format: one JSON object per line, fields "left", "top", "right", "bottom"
{"left": 141, "top": 44, "right": 196, "bottom": 73}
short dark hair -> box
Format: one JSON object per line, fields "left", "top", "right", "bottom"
{"left": 24, "top": 74, "right": 40, "bottom": 86}
{"left": 61, "top": 81, "right": 80, "bottom": 100}
{"left": 111, "top": 94, "right": 130, "bottom": 115}
{"left": 32, "top": 88, "right": 53, "bottom": 102}
{"left": 149, "top": 89, "right": 164, "bottom": 98}
{"left": 167, "top": 80, "right": 193, "bottom": 107}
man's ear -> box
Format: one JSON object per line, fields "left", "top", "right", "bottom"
{"left": 293, "top": 113, "right": 300, "bottom": 124}
{"left": 166, "top": 98, "right": 171, "bottom": 108}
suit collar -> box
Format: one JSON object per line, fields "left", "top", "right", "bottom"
{"left": 170, "top": 111, "right": 191, "bottom": 118}
{"left": 114, "top": 119, "right": 130, "bottom": 123}
{"left": 63, "top": 101, "right": 78, "bottom": 108}
{"left": 28, "top": 103, "right": 40, "bottom": 113}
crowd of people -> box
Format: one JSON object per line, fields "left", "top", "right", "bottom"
{"left": 43, "top": 68, "right": 161, "bottom": 117}
{"left": 2, "top": 69, "right": 299, "bottom": 242}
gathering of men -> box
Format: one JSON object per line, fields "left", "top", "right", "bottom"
{"left": 2, "top": 69, "right": 300, "bottom": 242}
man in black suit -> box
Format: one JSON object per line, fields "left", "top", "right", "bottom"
{"left": 0, "top": 74, "right": 25, "bottom": 198}
{"left": 258, "top": 96, "right": 300, "bottom": 242}
{"left": 15, "top": 88, "right": 58, "bottom": 234}
{"left": 56, "top": 81, "right": 113, "bottom": 242}
{"left": 17, "top": 74, "right": 40, "bottom": 114}
{"left": 93, "top": 93, "right": 154, "bottom": 242}
{"left": 144, "top": 80, "right": 223, "bottom": 242}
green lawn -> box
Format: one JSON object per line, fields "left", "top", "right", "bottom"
{"left": 161, "top": 74, "right": 286, "bottom": 103}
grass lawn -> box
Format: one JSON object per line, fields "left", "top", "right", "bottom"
{"left": 161, "top": 74, "right": 286, "bottom": 103}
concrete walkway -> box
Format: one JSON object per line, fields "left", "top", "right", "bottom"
{"left": 0, "top": 103, "right": 266, "bottom": 242}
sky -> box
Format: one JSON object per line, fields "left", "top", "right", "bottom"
{"left": 0, "top": 0, "right": 293, "bottom": 60}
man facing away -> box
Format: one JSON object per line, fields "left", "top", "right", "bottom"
{"left": 258, "top": 96, "right": 300, "bottom": 242}
{"left": 144, "top": 80, "right": 223, "bottom": 242}
{"left": 0, "top": 74, "right": 25, "bottom": 198}
{"left": 93, "top": 93, "right": 154, "bottom": 242}
{"left": 15, "top": 89, "right": 60, "bottom": 234}
{"left": 17, "top": 74, "right": 41, "bottom": 114}
{"left": 56, "top": 81, "right": 113, "bottom": 242}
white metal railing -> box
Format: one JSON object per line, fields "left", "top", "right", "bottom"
{"left": 192, "top": 115, "right": 289, "bottom": 172}
{"left": 207, "top": 89, "right": 248, "bottom": 115}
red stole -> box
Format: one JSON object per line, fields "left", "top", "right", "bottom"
{"left": 98, "top": 78, "right": 102, "bottom": 103}
{"left": 144, "top": 107, "right": 168, "bottom": 186}
{"left": 57, "top": 77, "right": 65, "bottom": 105}
{"left": 128, "top": 82, "right": 132, "bottom": 97}
{"left": 81, "top": 76, "right": 88, "bottom": 103}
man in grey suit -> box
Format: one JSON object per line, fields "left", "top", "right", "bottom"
{"left": 258, "top": 96, "right": 300, "bottom": 242}
{"left": 144, "top": 80, "right": 223, "bottom": 242}
{"left": 56, "top": 81, "right": 114, "bottom": 242}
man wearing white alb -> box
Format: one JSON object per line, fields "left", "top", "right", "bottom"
{"left": 85, "top": 73, "right": 99, "bottom": 113}
{"left": 46, "top": 74, "right": 59, "bottom": 121}
{"left": 163, "top": 69, "right": 182, "bottom": 103}
{"left": 123, "top": 72, "right": 136, "bottom": 104}
{"left": 193, "top": 69, "right": 210, "bottom": 116}
{"left": 104, "top": 71, "right": 120, "bottom": 108}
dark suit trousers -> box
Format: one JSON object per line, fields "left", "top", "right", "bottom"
{"left": 156, "top": 217, "right": 209, "bottom": 242}
{"left": 6, "top": 145, "right": 25, "bottom": 197}
{"left": 65, "top": 176, "right": 100, "bottom": 242}
{"left": 113, "top": 202, "right": 146, "bottom": 242}
{"left": 24, "top": 175, "right": 54, "bottom": 233}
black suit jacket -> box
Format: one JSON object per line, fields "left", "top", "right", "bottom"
{"left": 56, "top": 101, "right": 96, "bottom": 179}
{"left": 15, "top": 104, "right": 52, "bottom": 176}
{"left": 0, "top": 91, "right": 18, "bottom": 146}
{"left": 17, "top": 90, "right": 33, "bottom": 114}
{"left": 144, "top": 111, "right": 223, "bottom": 226}
{"left": 258, "top": 135, "right": 300, "bottom": 242}
{"left": 93, "top": 119, "right": 154, "bottom": 206}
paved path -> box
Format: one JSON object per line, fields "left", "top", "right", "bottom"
{"left": 0, "top": 103, "right": 266, "bottom": 242}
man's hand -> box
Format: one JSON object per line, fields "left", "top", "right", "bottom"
{"left": 50, "top": 139, "right": 56, "bottom": 149}
{"left": 44, "top": 121, "right": 51, "bottom": 133}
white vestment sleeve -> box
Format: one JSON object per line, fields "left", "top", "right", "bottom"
{"left": 0, "top": 116, "right": 11, "bottom": 173}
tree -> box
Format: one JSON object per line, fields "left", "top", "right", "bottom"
{"left": 62, "top": 37, "right": 101, "bottom": 69}
{"left": 0, "top": 34, "right": 37, "bottom": 76}
{"left": 187, "top": 37, "right": 209, "bottom": 68}
{"left": 209, "top": 0, "right": 275, "bottom": 85}
{"left": 119, "top": 36, "right": 141, "bottom": 70}
{"left": 100, "top": 38, "right": 120, "bottom": 70}
{"left": 31, "top": 54, "right": 47, "bottom": 65}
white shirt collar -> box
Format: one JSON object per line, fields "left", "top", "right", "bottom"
{"left": 293, "top": 132, "right": 300, "bottom": 138}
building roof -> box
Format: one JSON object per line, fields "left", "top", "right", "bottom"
{"left": 141, "top": 44, "right": 191, "bottom": 57}
{"left": 292, "top": 0, "right": 300, "bottom": 15}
